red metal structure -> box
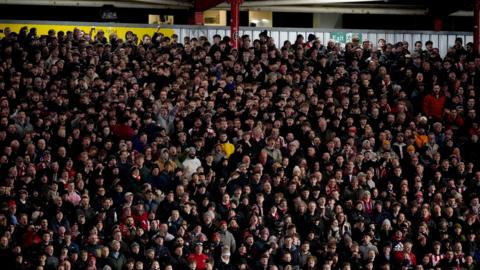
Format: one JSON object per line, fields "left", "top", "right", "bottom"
{"left": 228, "top": 0, "right": 243, "bottom": 49}
{"left": 191, "top": 11, "right": 204, "bottom": 25}
{"left": 433, "top": 18, "right": 442, "bottom": 31}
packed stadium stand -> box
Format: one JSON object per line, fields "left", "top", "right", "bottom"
{"left": 0, "top": 1, "right": 480, "bottom": 270}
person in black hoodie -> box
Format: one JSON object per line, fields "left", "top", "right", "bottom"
{"left": 169, "top": 244, "right": 190, "bottom": 270}
{"left": 375, "top": 243, "right": 393, "bottom": 269}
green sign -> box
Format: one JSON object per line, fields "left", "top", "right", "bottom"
{"left": 330, "top": 32, "right": 362, "bottom": 44}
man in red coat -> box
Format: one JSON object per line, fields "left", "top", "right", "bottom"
{"left": 394, "top": 241, "right": 417, "bottom": 267}
{"left": 188, "top": 242, "right": 209, "bottom": 270}
{"left": 423, "top": 84, "right": 446, "bottom": 121}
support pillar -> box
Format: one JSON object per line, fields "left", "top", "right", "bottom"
{"left": 228, "top": 0, "right": 243, "bottom": 49}
{"left": 193, "top": 11, "right": 204, "bottom": 25}
{"left": 475, "top": 0, "right": 480, "bottom": 55}
{"left": 188, "top": 11, "right": 204, "bottom": 25}
{"left": 433, "top": 18, "right": 442, "bottom": 31}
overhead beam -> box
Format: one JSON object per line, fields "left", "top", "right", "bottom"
{"left": 451, "top": 10, "right": 474, "bottom": 17}
{"left": 195, "top": 0, "right": 226, "bottom": 12}
{"left": 129, "top": 0, "right": 192, "bottom": 7}
{"left": 215, "top": 5, "right": 428, "bottom": 15}
{"left": 0, "top": 0, "right": 192, "bottom": 9}
{"left": 426, "top": 0, "right": 471, "bottom": 17}
{"left": 223, "top": 0, "right": 383, "bottom": 6}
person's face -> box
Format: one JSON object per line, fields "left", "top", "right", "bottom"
{"left": 260, "top": 257, "right": 268, "bottom": 266}
{"left": 0, "top": 237, "right": 8, "bottom": 247}
{"left": 135, "top": 261, "right": 144, "bottom": 270}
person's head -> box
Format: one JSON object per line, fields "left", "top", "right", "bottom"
{"left": 219, "top": 132, "right": 228, "bottom": 142}
{"left": 259, "top": 254, "right": 269, "bottom": 266}
{"left": 194, "top": 242, "right": 203, "bottom": 254}
{"left": 111, "top": 240, "right": 120, "bottom": 252}
{"left": 101, "top": 246, "right": 110, "bottom": 257}
{"left": 0, "top": 236, "right": 8, "bottom": 248}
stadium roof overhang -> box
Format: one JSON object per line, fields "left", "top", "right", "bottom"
{"left": 0, "top": 0, "right": 473, "bottom": 16}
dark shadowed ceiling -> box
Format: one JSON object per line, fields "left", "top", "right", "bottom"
{"left": 0, "top": 0, "right": 473, "bottom": 16}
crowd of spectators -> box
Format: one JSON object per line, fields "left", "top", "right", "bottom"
{"left": 0, "top": 24, "right": 479, "bottom": 270}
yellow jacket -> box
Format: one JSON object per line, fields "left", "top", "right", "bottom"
{"left": 221, "top": 141, "right": 235, "bottom": 158}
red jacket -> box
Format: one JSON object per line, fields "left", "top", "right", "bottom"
{"left": 112, "top": 124, "right": 134, "bottom": 140}
{"left": 444, "top": 114, "right": 464, "bottom": 130}
{"left": 423, "top": 94, "right": 446, "bottom": 120}
{"left": 394, "top": 251, "right": 417, "bottom": 266}
{"left": 188, "top": 252, "right": 208, "bottom": 270}
{"left": 132, "top": 212, "right": 149, "bottom": 230}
